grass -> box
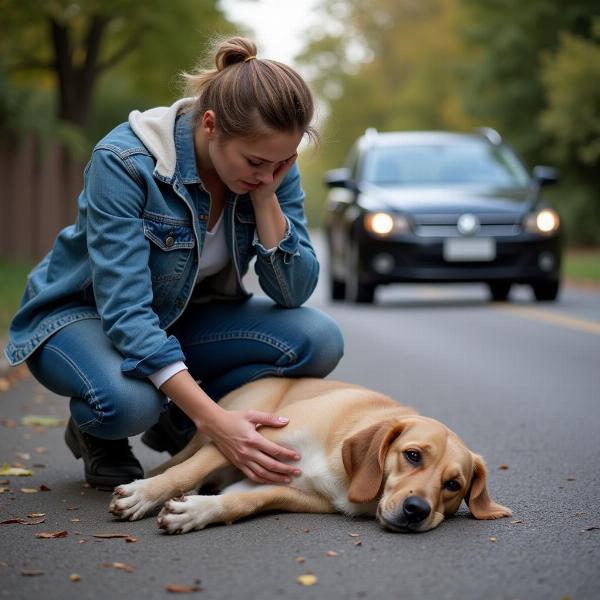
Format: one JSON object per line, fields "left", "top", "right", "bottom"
{"left": 0, "top": 259, "right": 33, "bottom": 337}
{"left": 0, "top": 248, "right": 598, "bottom": 337}
{"left": 563, "top": 249, "right": 600, "bottom": 284}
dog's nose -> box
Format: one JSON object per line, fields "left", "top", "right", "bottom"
{"left": 402, "top": 496, "right": 431, "bottom": 523}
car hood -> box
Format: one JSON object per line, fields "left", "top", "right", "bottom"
{"left": 359, "top": 183, "right": 532, "bottom": 215}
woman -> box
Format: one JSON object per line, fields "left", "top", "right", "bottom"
{"left": 4, "top": 37, "right": 344, "bottom": 489}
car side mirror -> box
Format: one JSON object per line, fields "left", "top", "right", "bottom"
{"left": 532, "top": 166, "right": 559, "bottom": 186}
{"left": 324, "top": 168, "right": 354, "bottom": 189}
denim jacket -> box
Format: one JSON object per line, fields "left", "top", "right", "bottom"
{"left": 4, "top": 98, "right": 319, "bottom": 378}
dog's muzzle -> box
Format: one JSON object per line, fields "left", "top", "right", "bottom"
{"left": 377, "top": 496, "right": 432, "bottom": 533}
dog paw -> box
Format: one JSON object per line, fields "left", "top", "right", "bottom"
{"left": 108, "top": 479, "right": 164, "bottom": 521}
{"left": 157, "top": 495, "right": 222, "bottom": 534}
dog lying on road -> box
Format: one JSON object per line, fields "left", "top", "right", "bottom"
{"left": 109, "top": 377, "right": 511, "bottom": 533}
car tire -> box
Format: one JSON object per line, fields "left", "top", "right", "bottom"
{"left": 532, "top": 279, "right": 560, "bottom": 302}
{"left": 345, "top": 242, "right": 376, "bottom": 304}
{"left": 488, "top": 281, "right": 512, "bottom": 301}
{"left": 330, "top": 273, "right": 346, "bottom": 301}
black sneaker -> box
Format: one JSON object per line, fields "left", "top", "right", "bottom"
{"left": 141, "top": 408, "right": 195, "bottom": 456}
{"left": 64, "top": 418, "right": 143, "bottom": 490}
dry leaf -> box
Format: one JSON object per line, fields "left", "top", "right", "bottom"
{"left": 0, "top": 479, "right": 9, "bottom": 484}
{"left": 15, "top": 453, "right": 30, "bottom": 461}
{"left": 35, "top": 447, "right": 47, "bottom": 454}
{"left": 354, "top": 541, "right": 363, "bottom": 546}
{"left": 511, "top": 519, "right": 524, "bottom": 524}
{"left": 70, "top": 518, "right": 81, "bottom": 523}
{"left": 100, "top": 562, "right": 134, "bottom": 572}
{"left": 349, "top": 532, "right": 360, "bottom": 537}
{"left": 165, "top": 583, "right": 203, "bottom": 593}
{"left": 125, "top": 536, "right": 138, "bottom": 543}
{"left": 21, "top": 570, "right": 44, "bottom": 576}
{"left": 1, "top": 419, "right": 17, "bottom": 428}
{"left": 489, "top": 536, "right": 497, "bottom": 542}
{"left": 0, "top": 487, "right": 10, "bottom": 493}
{"left": 0, "top": 464, "right": 33, "bottom": 476}
{"left": 67, "top": 506, "right": 78, "bottom": 511}
{"left": 297, "top": 574, "right": 318, "bottom": 586}
{"left": 498, "top": 464, "right": 509, "bottom": 470}
{"left": 566, "top": 477, "right": 576, "bottom": 481}
{"left": 295, "top": 556, "right": 306, "bottom": 563}
{"left": 93, "top": 533, "right": 131, "bottom": 539}
{"left": 20, "top": 488, "right": 38, "bottom": 494}
{"left": 325, "top": 550, "right": 338, "bottom": 557}
{"left": 28, "top": 512, "right": 45, "bottom": 518}
{"left": 21, "top": 416, "right": 63, "bottom": 427}
{"left": 69, "top": 574, "right": 81, "bottom": 582}
{"left": 36, "top": 530, "right": 68, "bottom": 539}
{"left": 39, "top": 484, "right": 51, "bottom": 491}
{"left": 302, "top": 527, "right": 310, "bottom": 533}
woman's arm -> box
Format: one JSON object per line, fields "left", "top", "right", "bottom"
{"left": 160, "top": 370, "right": 302, "bottom": 484}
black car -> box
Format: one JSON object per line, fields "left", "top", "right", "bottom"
{"left": 323, "top": 128, "right": 562, "bottom": 303}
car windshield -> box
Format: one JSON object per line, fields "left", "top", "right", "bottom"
{"left": 362, "top": 141, "right": 530, "bottom": 187}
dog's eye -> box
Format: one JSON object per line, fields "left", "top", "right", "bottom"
{"left": 404, "top": 450, "right": 421, "bottom": 464}
{"left": 444, "top": 480, "right": 461, "bottom": 492}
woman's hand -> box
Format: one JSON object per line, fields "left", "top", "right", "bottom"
{"left": 249, "top": 153, "right": 298, "bottom": 205}
{"left": 202, "top": 407, "right": 302, "bottom": 484}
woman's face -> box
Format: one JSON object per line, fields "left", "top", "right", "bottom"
{"left": 200, "top": 111, "right": 303, "bottom": 195}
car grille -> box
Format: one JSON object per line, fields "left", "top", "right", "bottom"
{"left": 411, "top": 213, "right": 522, "bottom": 238}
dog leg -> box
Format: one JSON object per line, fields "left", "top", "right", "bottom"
{"left": 144, "top": 431, "right": 210, "bottom": 478}
{"left": 157, "top": 484, "right": 336, "bottom": 534}
{"left": 109, "top": 443, "right": 228, "bottom": 521}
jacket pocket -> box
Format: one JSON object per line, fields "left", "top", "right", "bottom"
{"left": 143, "top": 214, "right": 195, "bottom": 284}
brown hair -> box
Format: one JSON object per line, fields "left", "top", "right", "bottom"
{"left": 182, "top": 36, "right": 317, "bottom": 142}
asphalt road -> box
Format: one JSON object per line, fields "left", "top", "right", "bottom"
{"left": 1, "top": 233, "right": 599, "bottom": 600}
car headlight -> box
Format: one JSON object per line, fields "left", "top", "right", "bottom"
{"left": 364, "top": 212, "right": 410, "bottom": 237}
{"left": 524, "top": 209, "right": 560, "bottom": 234}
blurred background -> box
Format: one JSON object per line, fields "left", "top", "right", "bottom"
{"left": 0, "top": 0, "right": 599, "bottom": 329}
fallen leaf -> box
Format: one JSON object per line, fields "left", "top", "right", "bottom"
{"left": 566, "top": 477, "right": 576, "bottom": 481}
{"left": 69, "top": 573, "right": 81, "bottom": 582}
{"left": 93, "top": 533, "right": 131, "bottom": 539}
{"left": 125, "top": 536, "right": 138, "bottom": 543}
{"left": 302, "top": 528, "right": 310, "bottom": 533}
{"left": 325, "top": 550, "right": 338, "bottom": 557}
{"left": 1, "top": 519, "right": 23, "bottom": 524}
{"left": 1, "top": 418, "right": 17, "bottom": 428}
{"left": 354, "top": 541, "right": 363, "bottom": 546}
{"left": 21, "top": 570, "right": 44, "bottom": 576}
{"left": 0, "top": 487, "right": 10, "bottom": 493}
{"left": 295, "top": 556, "right": 306, "bottom": 564}
{"left": 498, "top": 464, "right": 509, "bottom": 470}
{"left": 297, "top": 574, "right": 318, "bottom": 586}
{"left": 100, "top": 561, "right": 134, "bottom": 572}
{"left": 20, "top": 488, "right": 38, "bottom": 494}
{"left": 21, "top": 416, "right": 64, "bottom": 427}
{"left": 349, "top": 532, "right": 360, "bottom": 537}
{"left": 67, "top": 506, "right": 79, "bottom": 511}
{"left": 511, "top": 519, "right": 524, "bottom": 524}
{"left": 0, "top": 464, "right": 33, "bottom": 476}
{"left": 15, "top": 453, "right": 30, "bottom": 461}
{"left": 78, "top": 540, "right": 87, "bottom": 544}
{"left": 489, "top": 536, "right": 497, "bottom": 542}
{"left": 39, "top": 484, "right": 51, "bottom": 491}
{"left": 28, "top": 512, "right": 45, "bottom": 518}
{"left": 0, "top": 479, "right": 9, "bottom": 484}
{"left": 35, "top": 447, "right": 47, "bottom": 454}
{"left": 70, "top": 518, "right": 81, "bottom": 523}
{"left": 165, "top": 583, "right": 203, "bottom": 593}
{"left": 36, "top": 530, "right": 68, "bottom": 539}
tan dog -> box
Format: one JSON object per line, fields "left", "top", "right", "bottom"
{"left": 109, "top": 378, "right": 511, "bottom": 533}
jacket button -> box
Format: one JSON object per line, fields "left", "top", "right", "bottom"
{"left": 165, "top": 236, "right": 175, "bottom": 248}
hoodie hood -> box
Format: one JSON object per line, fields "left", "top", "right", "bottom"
{"left": 128, "top": 97, "right": 196, "bottom": 179}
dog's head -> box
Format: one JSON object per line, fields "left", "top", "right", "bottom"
{"left": 342, "top": 416, "right": 512, "bottom": 532}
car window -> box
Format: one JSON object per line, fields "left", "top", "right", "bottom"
{"left": 362, "top": 142, "right": 530, "bottom": 187}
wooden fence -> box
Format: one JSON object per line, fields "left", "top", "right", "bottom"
{"left": 0, "top": 134, "right": 84, "bottom": 261}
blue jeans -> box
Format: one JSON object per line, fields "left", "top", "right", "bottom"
{"left": 26, "top": 297, "right": 344, "bottom": 440}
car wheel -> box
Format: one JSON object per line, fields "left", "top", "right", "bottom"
{"left": 329, "top": 273, "right": 346, "bottom": 301}
{"left": 532, "top": 279, "right": 560, "bottom": 302}
{"left": 488, "top": 281, "right": 512, "bottom": 301}
{"left": 345, "top": 242, "right": 375, "bottom": 304}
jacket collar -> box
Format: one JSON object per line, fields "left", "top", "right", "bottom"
{"left": 174, "top": 111, "right": 202, "bottom": 184}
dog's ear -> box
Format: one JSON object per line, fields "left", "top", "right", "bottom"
{"left": 464, "top": 453, "right": 512, "bottom": 519}
{"left": 342, "top": 420, "right": 404, "bottom": 504}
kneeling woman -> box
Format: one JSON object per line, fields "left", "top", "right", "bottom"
{"left": 5, "top": 37, "right": 343, "bottom": 489}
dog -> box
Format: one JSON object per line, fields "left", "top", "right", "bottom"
{"left": 109, "top": 377, "right": 511, "bottom": 533}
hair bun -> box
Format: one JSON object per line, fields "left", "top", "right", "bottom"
{"left": 215, "top": 36, "right": 258, "bottom": 71}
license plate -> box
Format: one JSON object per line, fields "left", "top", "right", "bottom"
{"left": 443, "top": 238, "right": 496, "bottom": 262}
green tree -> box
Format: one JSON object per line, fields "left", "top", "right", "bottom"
{"left": 0, "top": 0, "right": 235, "bottom": 132}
